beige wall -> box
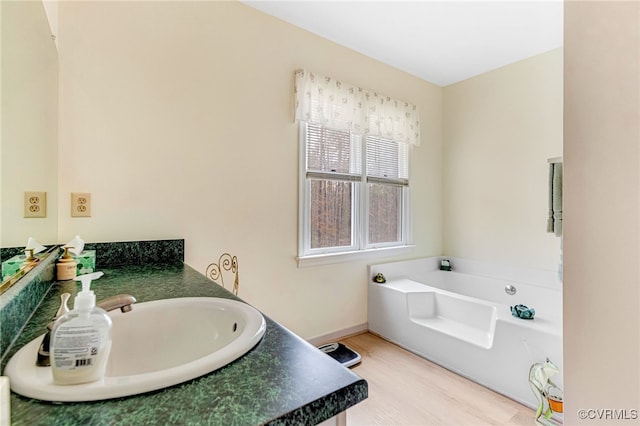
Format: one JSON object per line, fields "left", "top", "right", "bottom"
{"left": 52, "top": 0, "right": 640, "bottom": 419}
{"left": 57, "top": 1, "right": 443, "bottom": 339}
{"left": 1, "top": 1, "right": 58, "bottom": 247}
{"left": 443, "top": 49, "right": 563, "bottom": 272}
{"left": 564, "top": 1, "right": 640, "bottom": 423}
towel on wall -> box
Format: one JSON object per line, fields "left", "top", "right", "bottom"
{"left": 547, "top": 162, "right": 563, "bottom": 237}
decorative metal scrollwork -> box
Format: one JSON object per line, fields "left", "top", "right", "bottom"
{"left": 205, "top": 253, "right": 239, "bottom": 295}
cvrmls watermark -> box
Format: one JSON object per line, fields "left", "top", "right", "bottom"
{"left": 577, "top": 409, "right": 638, "bottom": 420}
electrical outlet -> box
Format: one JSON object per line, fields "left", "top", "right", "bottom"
{"left": 71, "top": 192, "right": 91, "bottom": 217}
{"left": 24, "top": 191, "right": 47, "bottom": 218}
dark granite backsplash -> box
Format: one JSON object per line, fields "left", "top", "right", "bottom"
{"left": 84, "top": 239, "right": 184, "bottom": 267}
{"left": 2, "top": 239, "right": 184, "bottom": 267}
{"left": 1, "top": 247, "right": 25, "bottom": 262}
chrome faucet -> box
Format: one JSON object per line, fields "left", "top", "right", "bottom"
{"left": 36, "top": 293, "right": 136, "bottom": 367}
{"left": 97, "top": 294, "right": 137, "bottom": 313}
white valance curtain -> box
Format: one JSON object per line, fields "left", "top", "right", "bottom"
{"left": 294, "top": 69, "right": 421, "bottom": 146}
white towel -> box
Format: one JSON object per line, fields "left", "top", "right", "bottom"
{"left": 547, "top": 162, "right": 563, "bottom": 237}
{"left": 25, "top": 237, "right": 46, "bottom": 254}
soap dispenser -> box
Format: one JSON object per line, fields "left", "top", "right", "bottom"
{"left": 50, "top": 272, "right": 112, "bottom": 385}
{"left": 56, "top": 246, "right": 77, "bottom": 280}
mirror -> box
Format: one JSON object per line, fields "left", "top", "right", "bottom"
{"left": 0, "top": 1, "right": 58, "bottom": 286}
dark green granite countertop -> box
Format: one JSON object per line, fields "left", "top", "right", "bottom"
{"left": 3, "top": 263, "right": 367, "bottom": 425}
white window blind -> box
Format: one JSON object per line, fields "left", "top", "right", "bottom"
{"left": 366, "top": 135, "right": 409, "bottom": 186}
{"left": 306, "top": 125, "right": 361, "bottom": 181}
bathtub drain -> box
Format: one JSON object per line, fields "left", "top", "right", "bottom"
{"left": 505, "top": 285, "right": 517, "bottom": 295}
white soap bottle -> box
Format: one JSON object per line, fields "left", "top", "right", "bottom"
{"left": 50, "top": 272, "right": 112, "bottom": 385}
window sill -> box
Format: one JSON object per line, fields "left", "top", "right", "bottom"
{"left": 296, "top": 245, "right": 415, "bottom": 268}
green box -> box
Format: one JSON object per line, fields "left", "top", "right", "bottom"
{"left": 73, "top": 250, "right": 96, "bottom": 275}
{"left": 2, "top": 254, "right": 27, "bottom": 280}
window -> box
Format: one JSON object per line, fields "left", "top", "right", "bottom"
{"left": 293, "top": 69, "right": 419, "bottom": 263}
{"left": 299, "top": 122, "right": 410, "bottom": 258}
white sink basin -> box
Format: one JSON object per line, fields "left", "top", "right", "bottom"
{"left": 5, "top": 297, "right": 266, "bottom": 402}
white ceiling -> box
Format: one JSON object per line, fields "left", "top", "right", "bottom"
{"left": 242, "top": 0, "right": 563, "bottom": 87}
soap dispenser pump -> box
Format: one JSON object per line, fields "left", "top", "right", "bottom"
{"left": 50, "top": 271, "right": 113, "bottom": 385}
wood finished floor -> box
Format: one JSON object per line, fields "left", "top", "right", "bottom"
{"left": 339, "top": 333, "right": 535, "bottom": 426}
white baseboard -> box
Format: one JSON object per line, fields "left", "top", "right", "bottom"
{"left": 307, "top": 323, "right": 368, "bottom": 347}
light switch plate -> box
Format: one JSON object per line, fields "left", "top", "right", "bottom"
{"left": 24, "top": 191, "right": 46, "bottom": 218}
{"left": 71, "top": 192, "right": 91, "bottom": 217}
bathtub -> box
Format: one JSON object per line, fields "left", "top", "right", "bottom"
{"left": 368, "top": 257, "right": 563, "bottom": 411}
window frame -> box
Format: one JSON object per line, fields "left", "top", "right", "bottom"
{"left": 298, "top": 122, "right": 413, "bottom": 266}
